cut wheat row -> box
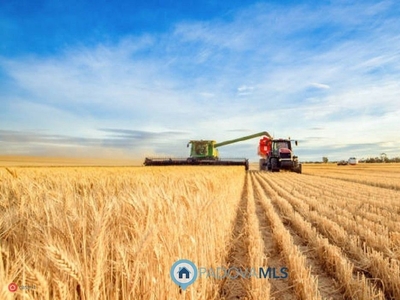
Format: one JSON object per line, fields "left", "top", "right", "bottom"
{"left": 250, "top": 172, "right": 322, "bottom": 300}
{"left": 245, "top": 173, "right": 271, "bottom": 299}
{"left": 263, "top": 173, "right": 400, "bottom": 297}
{"left": 271, "top": 173, "right": 400, "bottom": 241}
{"left": 309, "top": 173, "right": 400, "bottom": 191}
{"left": 284, "top": 173, "right": 400, "bottom": 218}
{"left": 271, "top": 174, "right": 400, "bottom": 252}
{"left": 283, "top": 173, "right": 400, "bottom": 255}
{"left": 260, "top": 173, "right": 400, "bottom": 299}
{"left": 304, "top": 165, "right": 400, "bottom": 191}
{"left": 287, "top": 170, "right": 399, "bottom": 202}
{"left": 255, "top": 173, "right": 384, "bottom": 300}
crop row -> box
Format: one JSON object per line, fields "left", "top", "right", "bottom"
{"left": 258, "top": 172, "right": 400, "bottom": 299}
{"left": 304, "top": 164, "right": 400, "bottom": 190}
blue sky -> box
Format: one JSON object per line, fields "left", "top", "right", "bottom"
{"left": 1, "top": 0, "right": 399, "bottom": 162}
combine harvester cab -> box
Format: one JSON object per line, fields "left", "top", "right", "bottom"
{"left": 258, "top": 137, "right": 302, "bottom": 173}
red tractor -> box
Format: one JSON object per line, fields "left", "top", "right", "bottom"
{"left": 258, "top": 137, "right": 302, "bottom": 173}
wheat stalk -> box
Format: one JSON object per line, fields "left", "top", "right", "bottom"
{"left": 46, "top": 245, "right": 81, "bottom": 283}
{"left": 5, "top": 168, "right": 18, "bottom": 178}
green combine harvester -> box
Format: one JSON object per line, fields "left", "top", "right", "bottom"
{"left": 144, "top": 131, "right": 272, "bottom": 171}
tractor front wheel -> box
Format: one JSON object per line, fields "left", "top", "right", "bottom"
{"left": 259, "top": 159, "right": 266, "bottom": 171}
{"left": 271, "top": 158, "right": 279, "bottom": 172}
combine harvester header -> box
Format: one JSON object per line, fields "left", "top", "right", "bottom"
{"left": 144, "top": 131, "right": 272, "bottom": 171}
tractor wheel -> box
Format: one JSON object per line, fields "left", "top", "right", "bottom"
{"left": 259, "top": 159, "right": 266, "bottom": 171}
{"left": 297, "top": 164, "right": 302, "bottom": 174}
{"left": 267, "top": 161, "right": 272, "bottom": 171}
{"left": 271, "top": 158, "right": 279, "bottom": 172}
{"left": 292, "top": 163, "right": 302, "bottom": 174}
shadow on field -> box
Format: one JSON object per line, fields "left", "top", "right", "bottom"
{"left": 219, "top": 180, "right": 249, "bottom": 299}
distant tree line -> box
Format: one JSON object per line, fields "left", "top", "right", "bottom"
{"left": 302, "top": 154, "right": 400, "bottom": 164}
{"left": 360, "top": 152, "right": 400, "bottom": 163}
{"left": 362, "top": 156, "right": 400, "bottom": 163}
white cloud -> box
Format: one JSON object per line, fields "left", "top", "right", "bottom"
{"left": 237, "top": 85, "right": 254, "bottom": 92}
{"left": 310, "top": 82, "right": 330, "bottom": 89}
{"left": 237, "top": 85, "right": 254, "bottom": 96}
{"left": 1, "top": 1, "right": 400, "bottom": 161}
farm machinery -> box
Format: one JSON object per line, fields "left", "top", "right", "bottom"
{"left": 258, "top": 136, "right": 302, "bottom": 173}
{"left": 144, "top": 131, "right": 273, "bottom": 170}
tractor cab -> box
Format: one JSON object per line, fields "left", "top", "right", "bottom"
{"left": 271, "top": 139, "right": 293, "bottom": 159}
{"left": 272, "top": 139, "right": 292, "bottom": 152}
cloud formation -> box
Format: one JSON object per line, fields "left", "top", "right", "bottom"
{"left": 1, "top": 1, "right": 399, "bottom": 161}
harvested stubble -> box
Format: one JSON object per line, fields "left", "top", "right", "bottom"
{"left": 255, "top": 173, "right": 384, "bottom": 299}
{"left": 244, "top": 175, "right": 270, "bottom": 299}
{"left": 303, "top": 163, "right": 400, "bottom": 190}
{"left": 259, "top": 170, "right": 400, "bottom": 299}
{"left": 252, "top": 173, "right": 321, "bottom": 300}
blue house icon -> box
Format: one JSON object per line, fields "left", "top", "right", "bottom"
{"left": 178, "top": 267, "right": 191, "bottom": 279}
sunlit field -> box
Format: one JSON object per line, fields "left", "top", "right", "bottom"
{"left": 303, "top": 163, "right": 400, "bottom": 190}
{"left": 1, "top": 162, "right": 399, "bottom": 299}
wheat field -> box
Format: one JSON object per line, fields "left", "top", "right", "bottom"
{"left": 1, "top": 163, "right": 400, "bottom": 299}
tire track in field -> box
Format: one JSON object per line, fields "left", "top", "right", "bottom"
{"left": 251, "top": 173, "right": 296, "bottom": 300}
{"left": 219, "top": 177, "right": 250, "bottom": 299}
{"left": 253, "top": 172, "right": 347, "bottom": 300}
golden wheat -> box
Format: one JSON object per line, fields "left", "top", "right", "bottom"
{"left": 1, "top": 166, "right": 245, "bottom": 299}
{"left": 1, "top": 163, "right": 400, "bottom": 299}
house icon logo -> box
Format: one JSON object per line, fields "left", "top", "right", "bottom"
{"left": 178, "top": 266, "right": 190, "bottom": 279}
{"left": 170, "top": 259, "right": 198, "bottom": 290}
